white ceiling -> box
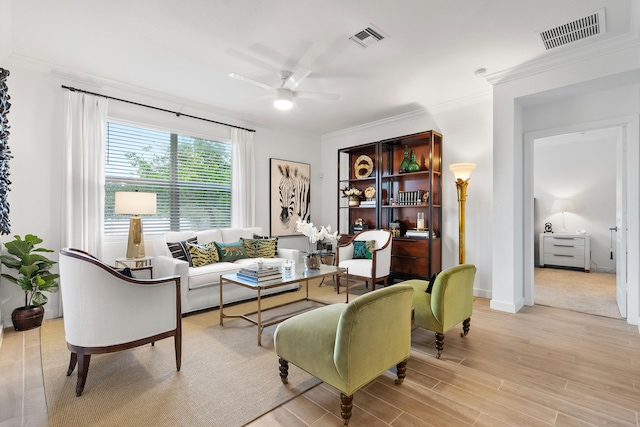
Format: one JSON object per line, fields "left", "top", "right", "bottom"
{"left": 5, "top": 0, "right": 635, "bottom": 135}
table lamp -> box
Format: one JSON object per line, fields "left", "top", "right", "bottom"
{"left": 115, "top": 191, "right": 156, "bottom": 258}
{"left": 551, "top": 199, "right": 574, "bottom": 233}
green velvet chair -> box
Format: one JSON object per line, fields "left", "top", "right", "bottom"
{"left": 274, "top": 284, "right": 414, "bottom": 426}
{"left": 402, "top": 264, "right": 476, "bottom": 359}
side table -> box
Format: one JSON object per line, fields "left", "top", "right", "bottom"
{"left": 115, "top": 256, "right": 153, "bottom": 269}
{"left": 318, "top": 252, "right": 336, "bottom": 288}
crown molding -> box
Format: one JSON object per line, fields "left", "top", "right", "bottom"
{"left": 323, "top": 91, "right": 492, "bottom": 139}
{"left": 485, "top": 33, "right": 640, "bottom": 86}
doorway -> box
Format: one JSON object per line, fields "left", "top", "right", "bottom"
{"left": 528, "top": 126, "right": 625, "bottom": 319}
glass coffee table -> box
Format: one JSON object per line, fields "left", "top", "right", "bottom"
{"left": 219, "top": 264, "right": 349, "bottom": 345}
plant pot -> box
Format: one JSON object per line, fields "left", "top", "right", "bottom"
{"left": 11, "top": 306, "right": 45, "bottom": 331}
{"left": 348, "top": 196, "right": 360, "bottom": 207}
{"left": 304, "top": 254, "right": 322, "bottom": 270}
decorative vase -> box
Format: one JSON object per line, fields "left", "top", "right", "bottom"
{"left": 398, "top": 145, "right": 410, "bottom": 173}
{"left": 11, "top": 306, "right": 45, "bottom": 331}
{"left": 407, "top": 151, "right": 421, "bottom": 172}
{"left": 304, "top": 254, "right": 322, "bottom": 270}
{"left": 348, "top": 196, "right": 360, "bottom": 207}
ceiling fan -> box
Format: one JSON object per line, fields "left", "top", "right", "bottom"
{"left": 228, "top": 68, "right": 340, "bottom": 110}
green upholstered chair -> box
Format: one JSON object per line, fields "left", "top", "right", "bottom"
{"left": 402, "top": 264, "right": 476, "bottom": 359}
{"left": 274, "top": 284, "right": 414, "bottom": 426}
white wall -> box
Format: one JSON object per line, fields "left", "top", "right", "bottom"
{"left": 320, "top": 96, "right": 494, "bottom": 298}
{"left": 0, "top": 64, "right": 321, "bottom": 327}
{"left": 533, "top": 135, "right": 617, "bottom": 273}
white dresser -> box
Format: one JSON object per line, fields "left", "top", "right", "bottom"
{"left": 539, "top": 233, "right": 590, "bottom": 272}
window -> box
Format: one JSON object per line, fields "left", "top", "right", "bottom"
{"left": 104, "top": 121, "right": 231, "bottom": 235}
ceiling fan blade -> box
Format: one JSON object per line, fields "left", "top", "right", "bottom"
{"left": 228, "top": 73, "right": 274, "bottom": 91}
{"left": 284, "top": 68, "right": 311, "bottom": 89}
{"left": 294, "top": 91, "right": 340, "bottom": 101}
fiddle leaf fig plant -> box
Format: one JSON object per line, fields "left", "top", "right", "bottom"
{"left": 1, "top": 234, "right": 59, "bottom": 308}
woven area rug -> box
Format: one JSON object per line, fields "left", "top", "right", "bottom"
{"left": 534, "top": 267, "right": 622, "bottom": 319}
{"left": 41, "top": 279, "right": 362, "bottom": 427}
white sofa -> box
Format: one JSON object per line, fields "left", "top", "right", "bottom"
{"left": 153, "top": 227, "right": 300, "bottom": 314}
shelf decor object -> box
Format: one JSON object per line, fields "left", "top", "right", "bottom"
{"left": 449, "top": 162, "right": 476, "bottom": 264}
{"left": 115, "top": 191, "right": 157, "bottom": 259}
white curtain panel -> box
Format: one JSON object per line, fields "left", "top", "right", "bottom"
{"left": 231, "top": 128, "right": 255, "bottom": 228}
{"left": 62, "top": 91, "right": 108, "bottom": 258}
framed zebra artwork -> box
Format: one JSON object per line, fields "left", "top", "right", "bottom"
{"left": 270, "top": 158, "right": 311, "bottom": 237}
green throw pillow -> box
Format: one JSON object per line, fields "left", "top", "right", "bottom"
{"left": 187, "top": 242, "right": 219, "bottom": 267}
{"left": 353, "top": 240, "right": 376, "bottom": 259}
{"left": 215, "top": 240, "right": 248, "bottom": 262}
{"left": 242, "top": 237, "right": 278, "bottom": 258}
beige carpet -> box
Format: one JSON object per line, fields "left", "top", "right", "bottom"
{"left": 534, "top": 267, "right": 622, "bottom": 319}
{"left": 41, "top": 278, "right": 365, "bottom": 427}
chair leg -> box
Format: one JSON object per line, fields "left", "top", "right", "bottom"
{"left": 75, "top": 353, "right": 91, "bottom": 397}
{"left": 395, "top": 359, "right": 408, "bottom": 385}
{"left": 435, "top": 332, "right": 444, "bottom": 359}
{"left": 279, "top": 357, "right": 289, "bottom": 384}
{"left": 175, "top": 331, "right": 182, "bottom": 371}
{"left": 461, "top": 317, "right": 471, "bottom": 337}
{"left": 340, "top": 393, "right": 353, "bottom": 426}
{"left": 66, "top": 352, "right": 78, "bottom": 376}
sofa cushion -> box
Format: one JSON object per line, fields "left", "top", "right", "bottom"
{"left": 195, "top": 229, "right": 223, "bottom": 245}
{"left": 167, "top": 237, "right": 198, "bottom": 265}
{"left": 187, "top": 242, "right": 219, "bottom": 267}
{"left": 215, "top": 241, "right": 248, "bottom": 262}
{"left": 221, "top": 227, "right": 262, "bottom": 243}
{"left": 166, "top": 230, "right": 197, "bottom": 243}
{"left": 187, "top": 262, "right": 240, "bottom": 289}
{"left": 242, "top": 237, "right": 278, "bottom": 258}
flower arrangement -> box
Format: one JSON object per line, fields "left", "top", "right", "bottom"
{"left": 295, "top": 218, "right": 339, "bottom": 255}
{"left": 341, "top": 186, "right": 363, "bottom": 199}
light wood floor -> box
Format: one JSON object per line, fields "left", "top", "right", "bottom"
{"left": 248, "top": 298, "right": 640, "bottom": 427}
{"left": 1, "top": 297, "right": 639, "bottom": 427}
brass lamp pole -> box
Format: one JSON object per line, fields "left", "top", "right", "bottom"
{"left": 449, "top": 163, "right": 476, "bottom": 264}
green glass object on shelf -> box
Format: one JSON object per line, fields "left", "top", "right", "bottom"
{"left": 398, "top": 145, "right": 410, "bottom": 173}
{"left": 407, "top": 151, "right": 421, "bottom": 172}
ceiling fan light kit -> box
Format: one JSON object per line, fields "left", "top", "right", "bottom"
{"left": 273, "top": 88, "right": 293, "bottom": 110}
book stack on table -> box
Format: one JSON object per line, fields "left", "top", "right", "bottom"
{"left": 236, "top": 265, "right": 283, "bottom": 283}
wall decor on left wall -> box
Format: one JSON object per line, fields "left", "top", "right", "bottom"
{"left": 270, "top": 158, "right": 310, "bottom": 237}
{"left": 0, "top": 68, "right": 12, "bottom": 235}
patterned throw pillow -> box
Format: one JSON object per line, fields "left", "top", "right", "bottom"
{"left": 215, "top": 241, "right": 248, "bottom": 262}
{"left": 353, "top": 240, "right": 376, "bottom": 259}
{"left": 241, "top": 237, "right": 278, "bottom": 258}
{"left": 187, "top": 242, "right": 219, "bottom": 267}
{"left": 166, "top": 237, "right": 197, "bottom": 266}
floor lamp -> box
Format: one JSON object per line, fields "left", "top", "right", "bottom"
{"left": 449, "top": 163, "right": 476, "bottom": 264}
{"left": 115, "top": 191, "right": 156, "bottom": 259}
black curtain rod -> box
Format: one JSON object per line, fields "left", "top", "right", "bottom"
{"left": 61, "top": 85, "right": 256, "bottom": 133}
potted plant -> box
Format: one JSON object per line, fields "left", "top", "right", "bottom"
{"left": 341, "top": 186, "right": 363, "bottom": 207}
{"left": 0, "top": 234, "right": 59, "bottom": 331}
{"left": 295, "top": 219, "right": 339, "bottom": 270}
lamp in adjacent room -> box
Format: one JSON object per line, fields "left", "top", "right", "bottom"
{"left": 551, "top": 199, "right": 574, "bottom": 233}
{"left": 115, "top": 191, "right": 156, "bottom": 259}
{"left": 273, "top": 88, "right": 293, "bottom": 110}
{"left": 449, "top": 163, "right": 476, "bottom": 264}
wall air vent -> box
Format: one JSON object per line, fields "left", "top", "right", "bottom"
{"left": 535, "top": 8, "right": 606, "bottom": 50}
{"left": 349, "top": 25, "right": 388, "bottom": 48}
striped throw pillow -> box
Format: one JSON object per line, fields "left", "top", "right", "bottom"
{"left": 166, "top": 237, "right": 197, "bottom": 266}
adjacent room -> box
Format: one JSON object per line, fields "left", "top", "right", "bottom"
{"left": 1, "top": 1, "right": 639, "bottom": 426}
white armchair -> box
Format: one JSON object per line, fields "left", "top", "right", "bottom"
{"left": 59, "top": 248, "right": 182, "bottom": 396}
{"left": 337, "top": 229, "right": 393, "bottom": 290}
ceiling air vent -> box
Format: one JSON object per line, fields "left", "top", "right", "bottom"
{"left": 535, "top": 8, "right": 606, "bottom": 50}
{"left": 349, "top": 25, "right": 387, "bottom": 48}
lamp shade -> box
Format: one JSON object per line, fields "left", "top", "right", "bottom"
{"left": 115, "top": 192, "right": 156, "bottom": 215}
{"left": 551, "top": 199, "right": 574, "bottom": 214}
{"left": 449, "top": 163, "right": 476, "bottom": 180}
{"left": 273, "top": 89, "right": 293, "bottom": 110}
